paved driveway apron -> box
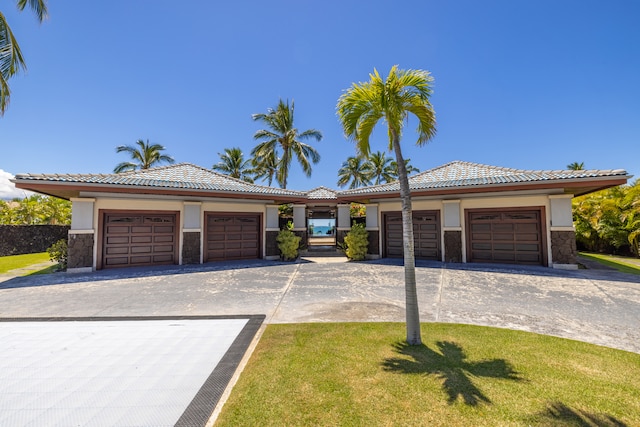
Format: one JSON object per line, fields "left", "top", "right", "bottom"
{"left": 1, "top": 259, "right": 639, "bottom": 354}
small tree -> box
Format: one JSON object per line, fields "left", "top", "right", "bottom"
{"left": 277, "top": 222, "right": 301, "bottom": 261}
{"left": 47, "top": 239, "right": 68, "bottom": 271}
{"left": 342, "top": 222, "right": 369, "bottom": 261}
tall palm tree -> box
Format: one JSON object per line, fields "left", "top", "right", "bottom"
{"left": 1, "top": 0, "right": 48, "bottom": 115}
{"left": 368, "top": 151, "right": 395, "bottom": 185}
{"left": 337, "top": 156, "right": 372, "bottom": 189}
{"left": 212, "top": 147, "right": 254, "bottom": 183}
{"left": 252, "top": 99, "right": 322, "bottom": 189}
{"left": 567, "top": 162, "right": 585, "bottom": 170}
{"left": 337, "top": 65, "right": 436, "bottom": 345}
{"left": 251, "top": 151, "right": 278, "bottom": 186}
{"left": 114, "top": 139, "right": 175, "bottom": 173}
{"left": 390, "top": 159, "right": 420, "bottom": 179}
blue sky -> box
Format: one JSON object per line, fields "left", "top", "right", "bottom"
{"left": 1, "top": 0, "right": 638, "bottom": 198}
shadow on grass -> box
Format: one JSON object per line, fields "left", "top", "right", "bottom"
{"left": 382, "top": 340, "right": 523, "bottom": 406}
{"left": 533, "top": 401, "right": 627, "bottom": 427}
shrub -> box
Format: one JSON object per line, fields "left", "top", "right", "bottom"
{"left": 343, "top": 222, "right": 369, "bottom": 261}
{"left": 47, "top": 239, "right": 68, "bottom": 271}
{"left": 277, "top": 229, "right": 301, "bottom": 261}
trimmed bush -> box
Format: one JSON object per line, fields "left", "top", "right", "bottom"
{"left": 343, "top": 222, "right": 369, "bottom": 261}
{"left": 47, "top": 239, "right": 68, "bottom": 271}
{"left": 277, "top": 229, "right": 301, "bottom": 261}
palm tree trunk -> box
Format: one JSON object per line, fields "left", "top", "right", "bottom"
{"left": 391, "top": 130, "right": 422, "bottom": 345}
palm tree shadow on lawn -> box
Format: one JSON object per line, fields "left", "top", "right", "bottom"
{"left": 381, "top": 341, "right": 523, "bottom": 406}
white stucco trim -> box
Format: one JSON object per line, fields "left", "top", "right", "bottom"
{"left": 442, "top": 227, "right": 462, "bottom": 231}
{"left": 183, "top": 228, "right": 202, "bottom": 233}
{"left": 549, "top": 226, "right": 575, "bottom": 232}
{"left": 67, "top": 267, "right": 93, "bottom": 274}
{"left": 68, "top": 229, "right": 94, "bottom": 234}
{"left": 266, "top": 228, "right": 280, "bottom": 232}
{"left": 553, "top": 263, "right": 579, "bottom": 270}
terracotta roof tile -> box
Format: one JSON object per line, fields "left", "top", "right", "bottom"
{"left": 339, "top": 161, "right": 628, "bottom": 195}
{"left": 15, "top": 163, "right": 305, "bottom": 197}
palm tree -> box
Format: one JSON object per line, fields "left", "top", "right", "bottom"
{"left": 390, "top": 159, "right": 420, "bottom": 179}
{"left": 337, "top": 156, "right": 372, "bottom": 189}
{"left": 114, "top": 139, "right": 175, "bottom": 173}
{"left": 1, "top": 0, "right": 48, "bottom": 115}
{"left": 337, "top": 65, "right": 436, "bottom": 345}
{"left": 567, "top": 162, "right": 585, "bottom": 170}
{"left": 212, "top": 147, "right": 254, "bottom": 183}
{"left": 252, "top": 99, "right": 322, "bottom": 189}
{"left": 368, "top": 151, "right": 395, "bottom": 185}
{"left": 251, "top": 151, "right": 278, "bottom": 186}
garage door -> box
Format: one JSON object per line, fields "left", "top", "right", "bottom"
{"left": 384, "top": 211, "right": 440, "bottom": 260}
{"left": 102, "top": 213, "right": 177, "bottom": 268}
{"left": 466, "top": 209, "right": 545, "bottom": 265}
{"left": 205, "top": 214, "right": 260, "bottom": 262}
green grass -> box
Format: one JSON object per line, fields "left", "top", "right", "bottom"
{"left": 579, "top": 252, "right": 640, "bottom": 275}
{"left": 216, "top": 323, "right": 640, "bottom": 427}
{"left": 0, "top": 252, "right": 52, "bottom": 274}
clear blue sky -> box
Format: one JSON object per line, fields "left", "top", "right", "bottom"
{"left": 1, "top": 0, "right": 638, "bottom": 197}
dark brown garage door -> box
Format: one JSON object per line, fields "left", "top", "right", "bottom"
{"left": 205, "top": 214, "right": 260, "bottom": 262}
{"left": 384, "top": 211, "right": 440, "bottom": 260}
{"left": 466, "top": 209, "right": 545, "bottom": 265}
{"left": 101, "top": 212, "right": 177, "bottom": 268}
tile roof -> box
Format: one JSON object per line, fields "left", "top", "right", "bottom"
{"left": 339, "top": 161, "right": 629, "bottom": 195}
{"left": 14, "top": 163, "right": 306, "bottom": 197}
{"left": 305, "top": 186, "right": 338, "bottom": 200}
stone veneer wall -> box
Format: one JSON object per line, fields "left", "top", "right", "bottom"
{"left": 293, "top": 230, "right": 308, "bottom": 250}
{"left": 265, "top": 231, "right": 279, "bottom": 257}
{"left": 336, "top": 229, "right": 348, "bottom": 247}
{"left": 67, "top": 233, "right": 94, "bottom": 269}
{"left": 444, "top": 230, "right": 462, "bottom": 263}
{"left": 182, "top": 231, "right": 201, "bottom": 264}
{"left": 551, "top": 230, "right": 577, "bottom": 265}
{"left": 367, "top": 230, "right": 380, "bottom": 256}
{"left": 0, "top": 225, "right": 70, "bottom": 256}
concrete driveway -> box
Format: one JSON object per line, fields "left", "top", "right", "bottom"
{"left": 1, "top": 258, "right": 639, "bottom": 354}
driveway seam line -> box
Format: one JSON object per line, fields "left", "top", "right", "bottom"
{"left": 267, "top": 262, "right": 301, "bottom": 323}
{"left": 435, "top": 265, "right": 446, "bottom": 322}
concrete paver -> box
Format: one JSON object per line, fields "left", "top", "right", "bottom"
{"left": 1, "top": 258, "right": 638, "bottom": 353}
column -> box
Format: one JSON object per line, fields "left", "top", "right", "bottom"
{"left": 67, "top": 198, "right": 95, "bottom": 273}
{"left": 549, "top": 195, "right": 577, "bottom": 269}
{"left": 182, "top": 202, "right": 202, "bottom": 264}
{"left": 442, "top": 200, "right": 463, "bottom": 263}
{"left": 265, "top": 204, "right": 281, "bottom": 260}
{"left": 364, "top": 203, "right": 380, "bottom": 259}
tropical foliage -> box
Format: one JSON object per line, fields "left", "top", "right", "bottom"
{"left": 337, "top": 65, "right": 437, "bottom": 345}
{"left": 342, "top": 222, "right": 369, "bottom": 261}
{"left": 567, "top": 162, "right": 585, "bottom": 170}
{"left": 337, "top": 156, "right": 372, "bottom": 189}
{"left": 0, "top": 0, "right": 48, "bottom": 115}
{"left": 573, "top": 180, "right": 640, "bottom": 257}
{"left": 212, "top": 147, "right": 254, "bottom": 182}
{"left": 337, "top": 152, "right": 420, "bottom": 189}
{"left": 0, "top": 195, "right": 70, "bottom": 224}
{"left": 114, "top": 139, "right": 175, "bottom": 173}
{"left": 276, "top": 228, "right": 301, "bottom": 261}
{"left": 252, "top": 99, "right": 322, "bottom": 189}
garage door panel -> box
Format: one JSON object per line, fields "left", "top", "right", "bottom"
{"left": 205, "top": 214, "right": 261, "bottom": 262}
{"left": 106, "top": 236, "right": 129, "bottom": 245}
{"left": 131, "top": 226, "right": 152, "bottom": 233}
{"left": 384, "top": 211, "right": 440, "bottom": 260}
{"left": 106, "top": 226, "right": 131, "bottom": 234}
{"left": 102, "top": 212, "right": 177, "bottom": 269}
{"left": 467, "top": 209, "right": 544, "bottom": 266}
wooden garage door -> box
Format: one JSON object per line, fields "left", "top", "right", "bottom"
{"left": 205, "top": 214, "right": 260, "bottom": 262}
{"left": 467, "top": 209, "right": 545, "bottom": 265}
{"left": 384, "top": 211, "right": 440, "bottom": 260}
{"left": 102, "top": 213, "right": 177, "bottom": 268}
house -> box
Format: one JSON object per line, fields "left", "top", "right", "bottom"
{"left": 12, "top": 161, "right": 629, "bottom": 272}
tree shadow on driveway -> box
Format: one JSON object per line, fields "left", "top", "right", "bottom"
{"left": 381, "top": 340, "right": 523, "bottom": 406}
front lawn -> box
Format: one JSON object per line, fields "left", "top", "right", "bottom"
{"left": 0, "top": 252, "right": 51, "bottom": 274}
{"left": 216, "top": 323, "right": 640, "bottom": 426}
{"left": 580, "top": 252, "right": 640, "bottom": 275}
